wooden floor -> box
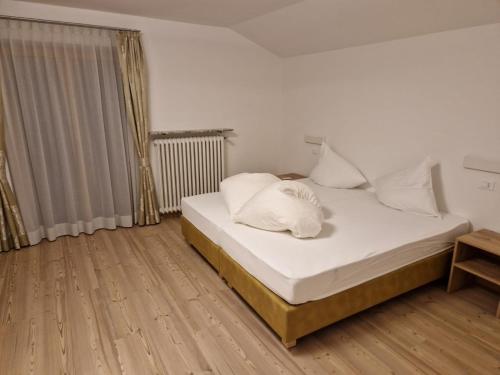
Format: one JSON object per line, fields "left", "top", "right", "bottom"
{"left": 0, "top": 218, "right": 499, "bottom": 374}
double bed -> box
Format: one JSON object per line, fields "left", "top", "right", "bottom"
{"left": 181, "top": 179, "right": 469, "bottom": 348}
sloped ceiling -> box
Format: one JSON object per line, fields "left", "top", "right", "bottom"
{"left": 17, "top": 0, "right": 500, "bottom": 56}
{"left": 17, "top": 0, "right": 302, "bottom": 26}
{"left": 232, "top": 0, "right": 500, "bottom": 57}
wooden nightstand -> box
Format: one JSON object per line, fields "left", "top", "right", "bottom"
{"left": 447, "top": 229, "right": 500, "bottom": 318}
{"left": 277, "top": 173, "right": 306, "bottom": 181}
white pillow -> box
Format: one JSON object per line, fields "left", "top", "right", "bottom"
{"left": 234, "top": 181, "right": 323, "bottom": 238}
{"left": 374, "top": 157, "right": 440, "bottom": 217}
{"left": 220, "top": 173, "right": 280, "bottom": 218}
{"left": 309, "top": 142, "right": 366, "bottom": 188}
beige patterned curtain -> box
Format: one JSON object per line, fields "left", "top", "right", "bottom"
{"left": 117, "top": 31, "right": 160, "bottom": 225}
{"left": 0, "top": 92, "right": 28, "bottom": 251}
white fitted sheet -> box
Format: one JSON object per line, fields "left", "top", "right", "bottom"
{"left": 181, "top": 192, "right": 231, "bottom": 244}
{"left": 181, "top": 179, "right": 469, "bottom": 304}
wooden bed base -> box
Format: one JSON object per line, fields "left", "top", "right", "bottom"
{"left": 181, "top": 216, "right": 452, "bottom": 348}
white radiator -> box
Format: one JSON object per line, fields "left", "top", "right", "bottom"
{"left": 151, "top": 136, "right": 225, "bottom": 213}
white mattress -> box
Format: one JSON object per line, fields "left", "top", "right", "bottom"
{"left": 181, "top": 179, "right": 469, "bottom": 304}
{"left": 181, "top": 192, "right": 231, "bottom": 244}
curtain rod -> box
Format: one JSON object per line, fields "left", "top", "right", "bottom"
{"left": 0, "top": 15, "right": 140, "bottom": 33}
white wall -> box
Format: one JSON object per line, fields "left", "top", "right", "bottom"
{"left": 282, "top": 24, "right": 500, "bottom": 231}
{"left": 0, "top": 0, "right": 284, "bottom": 176}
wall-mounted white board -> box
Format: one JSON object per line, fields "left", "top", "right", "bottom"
{"left": 463, "top": 155, "right": 500, "bottom": 174}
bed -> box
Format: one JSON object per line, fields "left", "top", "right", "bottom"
{"left": 181, "top": 179, "right": 469, "bottom": 348}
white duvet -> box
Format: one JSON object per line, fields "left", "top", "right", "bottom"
{"left": 220, "top": 173, "right": 324, "bottom": 238}
{"left": 234, "top": 180, "right": 323, "bottom": 238}
{"left": 220, "top": 173, "right": 280, "bottom": 219}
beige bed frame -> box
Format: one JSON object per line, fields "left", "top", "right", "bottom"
{"left": 181, "top": 216, "right": 452, "bottom": 348}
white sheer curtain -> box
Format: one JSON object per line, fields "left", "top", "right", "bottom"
{"left": 0, "top": 19, "right": 137, "bottom": 244}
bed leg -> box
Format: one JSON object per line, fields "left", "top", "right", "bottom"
{"left": 281, "top": 338, "right": 297, "bottom": 349}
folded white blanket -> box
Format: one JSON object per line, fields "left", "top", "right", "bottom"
{"left": 220, "top": 173, "right": 280, "bottom": 219}
{"left": 234, "top": 180, "right": 323, "bottom": 238}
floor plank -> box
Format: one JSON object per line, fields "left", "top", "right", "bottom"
{"left": 0, "top": 217, "right": 499, "bottom": 374}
